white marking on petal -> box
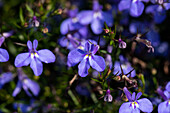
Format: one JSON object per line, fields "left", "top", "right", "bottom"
{"left": 93, "top": 12, "right": 102, "bottom": 19}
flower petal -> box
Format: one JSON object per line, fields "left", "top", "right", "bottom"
{"left": 68, "top": 49, "right": 85, "bottom": 66}
{"left": 23, "top": 79, "right": 40, "bottom": 96}
{"left": 60, "top": 18, "right": 72, "bottom": 35}
{"left": 78, "top": 11, "right": 93, "bottom": 25}
{"left": 118, "top": 0, "right": 131, "bottom": 11}
{"left": 158, "top": 100, "right": 170, "bottom": 113}
{"left": 165, "top": 82, "right": 170, "bottom": 92}
{"left": 30, "top": 58, "right": 43, "bottom": 76}
{"left": 12, "top": 81, "right": 22, "bottom": 97}
{"left": 38, "top": 49, "right": 55, "bottom": 63}
{"left": 119, "top": 102, "right": 132, "bottom": 113}
{"left": 123, "top": 87, "right": 132, "bottom": 102}
{"left": 2, "top": 31, "right": 13, "bottom": 38}
{"left": 33, "top": 39, "right": 38, "bottom": 50}
{"left": 132, "top": 92, "right": 136, "bottom": 101}
{"left": 101, "top": 12, "right": 113, "bottom": 27}
{"left": 91, "top": 18, "right": 104, "bottom": 34}
{"left": 89, "top": 55, "right": 106, "bottom": 72}
{"left": 14, "top": 53, "right": 31, "bottom": 67}
{"left": 0, "top": 48, "right": 9, "bottom": 62}
{"left": 27, "top": 40, "right": 32, "bottom": 50}
{"left": 0, "top": 37, "right": 5, "bottom": 47}
{"left": 136, "top": 92, "right": 142, "bottom": 100}
{"left": 130, "top": 1, "right": 144, "bottom": 17}
{"left": 138, "top": 98, "right": 153, "bottom": 113}
{"left": 78, "top": 58, "right": 90, "bottom": 77}
{"left": 91, "top": 44, "right": 99, "bottom": 55}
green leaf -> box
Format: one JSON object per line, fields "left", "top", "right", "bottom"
{"left": 91, "top": 78, "right": 102, "bottom": 83}
{"left": 19, "top": 7, "right": 24, "bottom": 24}
{"left": 25, "top": 4, "right": 34, "bottom": 17}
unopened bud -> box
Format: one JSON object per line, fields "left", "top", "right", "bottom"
{"left": 42, "top": 27, "right": 48, "bottom": 33}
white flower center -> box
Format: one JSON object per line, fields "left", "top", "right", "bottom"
{"left": 31, "top": 53, "right": 39, "bottom": 59}
{"left": 72, "top": 17, "right": 78, "bottom": 23}
{"left": 131, "top": 102, "right": 139, "bottom": 109}
{"left": 93, "top": 11, "right": 102, "bottom": 19}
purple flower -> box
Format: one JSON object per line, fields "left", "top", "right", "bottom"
{"left": 104, "top": 89, "right": 113, "bottom": 102}
{"left": 118, "top": 38, "right": 127, "bottom": 49}
{"left": 145, "top": 0, "right": 170, "bottom": 23}
{"left": 157, "top": 82, "right": 170, "bottom": 113}
{"left": 118, "top": 0, "right": 149, "bottom": 17}
{"left": 0, "top": 72, "right": 13, "bottom": 89}
{"left": 12, "top": 68, "right": 40, "bottom": 97}
{"left": 60, "top": 8, "right": 88, "bottom": 37}
{"left": 0, "top": 48, "right": 9, "bottom": 62}
{"left": 68, "top": 41, "right": 106, "bottom": 77}
{"left": 0, "top": 30, "right": 13, "bottom": 47}
{"left": 30, "top": 16, "right": 40, "bottom": 27}
{"left": 78, "top": 0, "right": 113, "bottom": 34}
{"left": 113, "top": 55, "right": 136, "bottom": 77}
{"left": 119, "top": 87, "right": 153, "bottom": 113}
{"left": 14, "top": 39, "right": 56, "bottom": 76}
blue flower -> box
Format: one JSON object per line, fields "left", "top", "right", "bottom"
{"left": 14, "top": 39, "right": 56, "bottom": 76}
{"left": 78, "top": 0, "right": 113, "bottom": 34}
{"left": 0, "top": 72, "right": 13, "bottom": 89}
{"left": 157, "top": 82, "right": 170, "bottom": 113}
{"left": 119, "top": 87, "right": 153, "bottom": 113}
{"left": 68, "top": 41, "right": 106, "bottom": 77}
{"left": 145, "top": 0, "right": 170, "bottom": 24}
{"left": 12, "top": 68, "right": 40, "bottom": 97}
{"left": 113, "top": 55, "right": 136, "bottom": 77}
{"left": 118, "top": 0, "right": 149, "bottom": 17}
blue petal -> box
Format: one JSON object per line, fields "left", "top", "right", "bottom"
{"left": 164, "top": 3, "right": 170, "bottom": 10}
{"left": 123, "top": 87, "right": 132, "bottom": 102}
{"left": 130, "top": 1, "right": 144, "bottom": 17}
{"left": 118, "top": 0, "right": 131, "bottom": 11}
{"left": 89, "top": 55, "right": 106, "bottom": 72}
{"left": 2, "top": 31, "right": 13, "bottom": 38}
{"left": 91, "top": 44, "right": 99, "bottom": 54}
{"left": 68, "top": 49, "right": 85, "bottom": 66}
{"left": 0, "top": 48, "right": 9, "bottom": 62}
{"left": 0, "top": 36, "right": 5, "bottom": 47}
{"left": 138, "top": 98, "right": 153, "bottom": 112}
{"left": 33, "top": 39, "right": 38, "bottom": 50}
{"left": 22, "top": 83, "right": 32, "bottom": 97}
{"left": 165, "top": 82, "right": 170, "bottom": 92}
{"left": 136, "top": 92, "right": 142, "bottom": 100}
{"left": 101, "top": 12, "right": 113, "bottom": 27}
{"left": 158, "top": 100, "right": 170, "bottom": 113}
{"left": 119, "top": 102, "right": 132, "bottom": 113}
{"left": 0, "top": 72, "right": 13, "bottom": 85}
{"left": 78, "top": 10, "right": 93, "bottom": 25}
{"left": 14, "top": 53, "right": 31, "bottom": 67}
{"left": 27, "top": 40, "right": 32, "bottom": 50}
{"left": 60, "top": 18, "right": 72, "bottom": 35}
{"left": 23, "top": 79, "right": 40, "bottom": 96}
{"left": 12, "top": 81, "right": 22, "bottom": 97}
{"left": 91, "top": 18, "right": 104, "bottom": 34}
{"left": 78, "top": 58, "right": 90, "bottom": 77}
{"left": 38, "top": 49, "right": 55, "bottom": 63}
{"left": 132, "top": 92, "right": 136, "bottom": 101}
{"left": 30, "top": 58, "right": 43, "bottom": 76}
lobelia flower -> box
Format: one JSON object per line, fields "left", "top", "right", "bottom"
{"left": 60, "top": 8, "right": 88, "bottom": 37}
{"left": 0, "top": 72, "right": 13, "bottom": 89}
{"left": 104, "top": 89, "right": 113, "bottom": 102}
{"left": 118, "top": 38, "right": 127, "bottom": 49}
{"left": 113, "top": 55, "right": 136, "bottom": 77}
{"left": 118, "top": 0, "right": 149, "bottom": 17}
{"left": 119, "top": 87, "right": 153, "bottom": 113}
{"left": 78, "top": 0, "right": 113, "bottom": 34}
{"left": 157, "top": 82, "right": 170, "bottom": 113}
{"left": 0, "top": 30, "right": 13, "bottom": 47}
{"left": 14, "top": 39, "right": 55, "bottom": 76}
{"left": 145, "top": 0, "right": 170, "bottom": 23}
{"left": 68, "top": 41, "right": 106, "bottom": 77}
{"left": 30, "top": 16, "right": 40, "bottom": 27}
{"left": 12, "top": 68, "right": 40, "bottom": 97}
